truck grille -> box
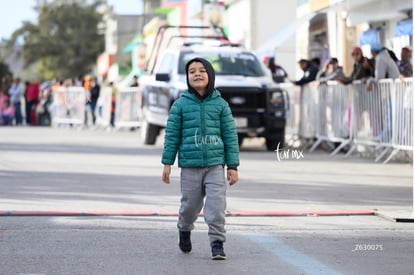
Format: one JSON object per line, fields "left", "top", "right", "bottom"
{"left": 217, "top": 87, "right": 266, "bottom": 112}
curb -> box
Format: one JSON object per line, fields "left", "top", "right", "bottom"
{"left": 0, "top": 210, "right": 375, "bottom": 217}
{"left": 375, "top": 210, "right": 414, "bottom": 223}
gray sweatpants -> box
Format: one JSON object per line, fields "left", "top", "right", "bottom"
{"left": 178, "top": 165, "right": 227, "bottom": 244}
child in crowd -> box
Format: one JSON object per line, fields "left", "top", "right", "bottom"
{"left": 161, "top": 57, "right": 239, "bottom": 260}
{"left": 1, "top": 98, "right": 15, "bottom": 125}
{"left": 0, "top": 89, "right": 8, "bottom": 111}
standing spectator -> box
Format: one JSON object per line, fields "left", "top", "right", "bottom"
{"left": 36, "top": 82, "right": 53, "bottom": 126}
{"left": 369, "top": 43, "right": 400, "bottom": 81}
{"left": 23, "top": 80, "right": 29, "bottom": 124}
{"left": 293, "top": 59, "right": 319, "bottom": 86}
{"left": 367, "top": 43, "right": 400, "bottom": 142}
{"left": 1, "top": 98, "right": 15, "bottom": 125}
{"left": 130, "top": 75, "right": 139, "bottom": 87}
{"left": 74, "top": 75, "right": 83, "bottom": 86}
{"left": 337, "top": 46, "right": 376, "bottom": 139}
{"left": 1, "top": 76, "right": 11, "bottom": 96}
{"left": 262, "top": 55, "right": 270, "bottom": 68}
{"left": 398, "top": 46, "right": 412, "bottom": 77}
{"left": 89, "top": 77, "right": 100, "bottom": 125}
{"left": 337, "top": 46, "right": 375, "bottom": 85}
{"left": 25, "top": 78, "right": 40, "bottom": 125}
{"left": 83, "top": 75, "right": 92, "bottom": 126}
{"left": 311, "top": 57, "right": 321, "bottom": 70}
{"left": 317, "top": 57, "right": 346, "bottom": 83}
{"left": 0, "top": 89, "right": 9, "bottom": 112}
{"left": 83, "top": 75, "right": 92, "bottom": 92}
{"left": 317, "top": 58, "right": 349, "bottom": 151}
{"left": 162, "top": 57, "right": 239, "bottom": 260}
{"left": 267, "top": 57, "right": 288, "bottom": 83}
{"left": 8, "top": 77, "right": 24, "bottom": 125}
{"left": 109, "top": 82, "right": 117, "bottom": 128}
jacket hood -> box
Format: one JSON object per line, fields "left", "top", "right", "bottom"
{"left": 185, "top": 57, "right": 215, "bottom": 100}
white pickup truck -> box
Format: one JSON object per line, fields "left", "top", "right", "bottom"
{"left": 139, "top": 25, "right": 287, "bottom": 150}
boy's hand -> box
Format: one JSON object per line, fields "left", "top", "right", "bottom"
{"left": 162, "top": 165, "right": 171, "bottom": 184}
{"left": 227, "top": 170, "right": 238, "bottom": 186}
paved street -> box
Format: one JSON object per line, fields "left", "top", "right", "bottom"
{"left": 1, "top": 127, "right": 413, "bottom": 274}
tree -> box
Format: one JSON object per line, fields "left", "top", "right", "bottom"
{"left": 0, "top": 61, "right": 13, "bottom": 84}
{"left": 7, "top": 0, "right": 104, "bottom": 80}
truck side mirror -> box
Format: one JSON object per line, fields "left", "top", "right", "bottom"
{"left": 155, "top": 73, "right": 170, "bottom": 82}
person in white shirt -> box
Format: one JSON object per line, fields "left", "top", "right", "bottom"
{"left": 366, "top": 43, "right": 400, "bottom": 143}
{"left": 8, "top": 77, "right": 24, "bottom": 125}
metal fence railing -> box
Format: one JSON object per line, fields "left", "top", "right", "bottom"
{"left": 280, "top": 78, "right": 412, "bottom": 163}
{"left": 50, "top": 79, "right": 412, "bottom": 163}
{"left": 52, "top": 86, "right": 142, "bottom": 130}
{"left": 379, "top": 78, "right": 413, "bottom": 163}
{"left": 52, "top": 87, "right": 86, "bottom": 126}
{"left": 114, "top": 87, "right": 142, "bottom": 129}
{"left": 95, "top": 87, "right": 113, "bottom": 128}
{"left": 309, "top": 81, "right": 352, "bottom": 156}
{"left": 278, "top": 82, "right": 301, "bottom": 147}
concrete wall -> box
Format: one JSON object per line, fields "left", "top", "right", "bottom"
{"left": 227, "top": 0, "right": 297, "bottom": 80}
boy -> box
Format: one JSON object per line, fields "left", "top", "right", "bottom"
{"left": 161, "top": 57, "right": 239, "bottom": 260}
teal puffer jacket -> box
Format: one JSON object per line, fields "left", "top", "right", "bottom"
{"left": 162, "top": 89, "right": 239, "bottom": 168}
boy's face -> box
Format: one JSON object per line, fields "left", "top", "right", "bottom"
{"left": 188, "top": 61, "right": 209, "bottom": 93}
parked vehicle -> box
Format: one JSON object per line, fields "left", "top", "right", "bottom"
{"left": 139, "top": 25, "right": 287, "bottom": 150}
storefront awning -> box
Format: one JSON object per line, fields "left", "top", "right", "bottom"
{"left": 346, "top": 0, "right": 411, "bottom": 26}
{"left": 359, "top": 29, "right": 380, "bottom": 46}
{"left": 255, "top": 11, "right": 317, "bottom": 53}
{"left": 122, "top": 37, "right": 144, "bottom": 53}
{"left": 395, "top": 18, "right": 413, "bottom": 36}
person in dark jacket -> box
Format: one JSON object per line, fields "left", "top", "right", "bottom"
{"left": 293, "top": 59, "right": 319, "bottom": 86}
{"left": 89, "top": 77, "right": 100, "bottom": 125}
{"left": 337, "top": 46, "right": 375, "bottom": 85}
{"left": 317, "top": 57, "right": 346, "bottom": 83}
{"left": 267, "top": 57, "right": 288, "bottom": 83}
{"left": 398, "top": 46, "right": 412, "bottom": 77}
{"left": 161, "top": 57, "right": 239, "bottom": 260}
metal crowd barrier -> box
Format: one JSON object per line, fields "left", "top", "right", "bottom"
{"left": 309, "top": 81, "right": 352, "bottom": 156}
{"left": 279, "top": 82, "right": 319, "bottom": 148}
{"left": 95, "top": 87, "right": 113, "bottom": 128}
{"left": 381, "top": 78, "right": 413, "bottom": 163}
{"left": 278, "top": 82, "right": 301, "bottom": 146}
{"left": 114, "top": 87, "right": 142, "bottom": 128}
{"left": 298, "top": 82, "right": 319, "bottom": 140}
{"left": 51, "top": 86, "right": 86, "bottom": 126}
{"left": 293, "top": 78, "right": 412, "bottom": 163}
{"left": 346, "top": 79, "right": 394, "bottom": 161}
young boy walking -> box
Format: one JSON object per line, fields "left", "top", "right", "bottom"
{"left": 161, "top": 57, "right": 239, "bottom": 260}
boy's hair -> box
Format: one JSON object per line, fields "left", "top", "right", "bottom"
{"left": 185, "top": 57, "right": 216, "bottom": 99}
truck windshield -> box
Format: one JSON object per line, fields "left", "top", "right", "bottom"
{"left": 178, "top": 51, "right": 265, "bottom": 77}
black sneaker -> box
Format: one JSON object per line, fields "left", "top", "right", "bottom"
{"left": 179, "top": 231, "right": 192, "bottom": 253}
{"left": 211, "top": 241, "right": 226, "bottom": 260}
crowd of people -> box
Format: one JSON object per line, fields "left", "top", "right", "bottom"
{"left": 2, "top": 42, "right": 411, "bottom": 127}
{"left": 263, "top": 43, "right": 412, "bottom": 86}
{"left": 0, "top": 75, "right": 100, "bottom": 127}
{"left": 262, "top": 43, "right": 412, "bottom": 154}
{"left": 0, "top": 73, "right": 143, "bottom": 128}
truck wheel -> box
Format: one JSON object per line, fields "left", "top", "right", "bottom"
{"left": 265, "top": 132, "right": 285, "bottom": 151}
{"left": 141, "top": 107, "right": 159, "bottom": 145}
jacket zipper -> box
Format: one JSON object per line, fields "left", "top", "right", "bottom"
{"left": 200, "top": 100, "right": 207, "bottom": 167}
